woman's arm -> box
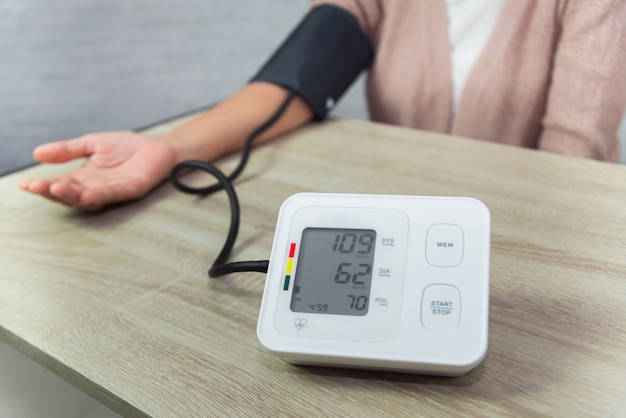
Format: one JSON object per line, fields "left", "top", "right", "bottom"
{"left": 19, "top": 82, "right": 314, "bottom": 210}
{"left": 20, "top": 3, "right": 373, "bottom": 210}
{"left": 163, "top": 82, "right": 314, "bottom": 164}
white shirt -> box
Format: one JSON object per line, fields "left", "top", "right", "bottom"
{"left": 446, "top": 0, "right": 506, "bottom": 113}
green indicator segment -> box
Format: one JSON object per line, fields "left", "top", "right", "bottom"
{"left": 283, "top": 275, "right": 291, "bottom": 291}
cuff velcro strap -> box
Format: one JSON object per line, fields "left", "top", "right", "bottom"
{"left": 250, "top": 4, "right": 374, "bottom": 120}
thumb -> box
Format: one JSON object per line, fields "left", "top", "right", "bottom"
{"left": 33, "top": 136, "right": 92, "bottom": 163}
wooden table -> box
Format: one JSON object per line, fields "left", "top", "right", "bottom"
{"left": 1, "top": 119, "right": 625, "bottom": 417}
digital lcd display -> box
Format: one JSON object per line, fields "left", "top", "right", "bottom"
{"left": 290, "top": 228, "right": 376, "bottom": 316}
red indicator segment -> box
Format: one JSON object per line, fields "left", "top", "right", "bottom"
{"left": 289, "top": 243, "right": 296, "bottom": 258}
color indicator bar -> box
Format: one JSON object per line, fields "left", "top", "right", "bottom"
{"left": 283, "top": 242, "right": 297, "bottom": 291}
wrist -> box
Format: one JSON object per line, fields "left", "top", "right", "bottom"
{"left": 151, "top": 131, "right": 193, "bottom": 165}
{"left": 152, "top": 125, "right": 229, "bottom": 165}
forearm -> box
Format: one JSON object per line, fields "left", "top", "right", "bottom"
{"left": 157, "top": 82, "right": 314, "bottom": 165}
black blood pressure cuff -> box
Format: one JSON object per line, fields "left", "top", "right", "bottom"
{"left": 250, "top": 4, "right": 374, "bottom": 120}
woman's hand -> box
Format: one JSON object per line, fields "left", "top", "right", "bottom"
{"left": 19, "top": 131, "right": 179, "bottom": 211}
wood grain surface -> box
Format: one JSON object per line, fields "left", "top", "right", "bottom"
{"left": 1, "top": 119, "right": 625, "bottom": 417}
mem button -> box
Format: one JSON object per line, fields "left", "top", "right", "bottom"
{"left": 426, "top": 224, "right": 464, "bottom": 267}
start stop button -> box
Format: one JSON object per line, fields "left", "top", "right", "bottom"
{"left": 421, "top": 284, "right": 461, "bottom": 331}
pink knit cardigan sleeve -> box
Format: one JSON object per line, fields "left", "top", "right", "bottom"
{"left": 539, "top": 0, "right": 626, "bottom": 161}
{"left": 310, "top": 0, "right": 382, "bottom": 41}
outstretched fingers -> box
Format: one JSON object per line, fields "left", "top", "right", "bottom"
{"left": 20, "top": 175, "right": 86, "bottom": 208}
{"left": 19, "top": 178, "right": 69, "bottom": 207}
{"left": 33, "top": 136, "right": 92, "bottom": 163}
{"left": 48, "top": 178, "right": 84, "bottom": 206}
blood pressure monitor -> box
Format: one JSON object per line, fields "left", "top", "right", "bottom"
{"left": 257, "top": 193, "right": 490, "bottom": 376}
